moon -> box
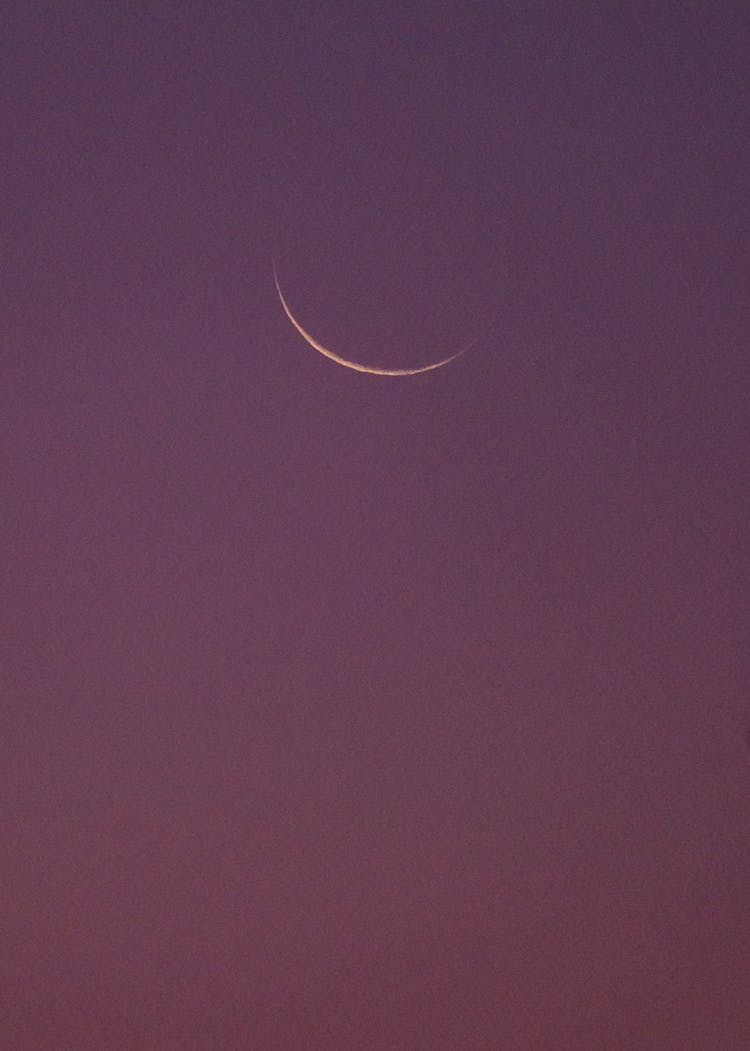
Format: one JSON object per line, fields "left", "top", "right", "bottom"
{"left": 273, "top": 263, "right": 472, "bottom": 376}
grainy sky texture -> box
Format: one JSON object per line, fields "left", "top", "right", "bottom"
{"left": 3, "top": 4, "right": 749, "bottom": 1048}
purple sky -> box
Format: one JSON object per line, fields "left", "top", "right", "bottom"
{"left": 3, "top": 4, "right": 749, "bottom": 1048}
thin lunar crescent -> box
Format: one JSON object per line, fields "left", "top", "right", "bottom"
{"left": 273, "top": 263, "right": 471, "bottom": 376}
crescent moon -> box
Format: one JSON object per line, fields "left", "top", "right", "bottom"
{"left": 273, "top": 263, "right": 471, "bottom": 376}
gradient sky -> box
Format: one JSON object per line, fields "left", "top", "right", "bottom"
{"left": 3, "top": 4, "right": 749, "bottom": 1048}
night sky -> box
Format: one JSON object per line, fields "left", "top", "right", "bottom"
{"left": 3, "top": 4, "right": 749, "bottom": 1048}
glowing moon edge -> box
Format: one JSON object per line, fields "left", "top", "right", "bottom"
{"left": 273, "top": 262, "right": 473, "bottom": 376}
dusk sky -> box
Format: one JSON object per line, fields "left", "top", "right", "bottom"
{"left": 3, "top": 4, "right": 749, "bottom": 1048}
